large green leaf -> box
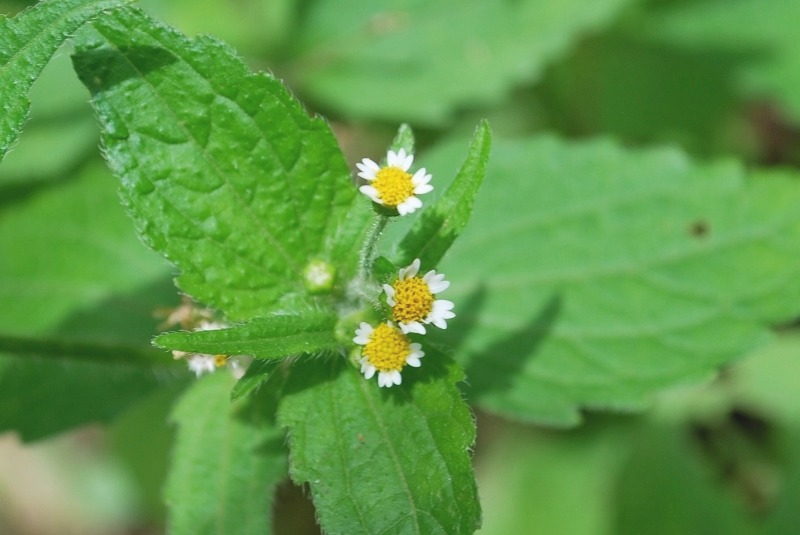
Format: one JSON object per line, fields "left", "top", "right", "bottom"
{"left": 278, "top": 356, "right": 479, "bottom": 535}
{"left": 0, "top": 0, "right": 130, "bottom": 163}
{"left": 644, "top": 0, "right": 800, "bottom": 122}
{"left": 155, "top": 312, "right": 340, "bottom": 359}
{"left": 0, "top": 163, "right": 177, "bottom": 440}
{"left": 430, "top": 136, "right": 800, "bottom": 426}
{"left": 288, "top": 0, "right": 632, "bottom": 124}
{"left": 71, "top": 6, "right": 371, "bottom": 321}
{"left": 166, "top": 372, "right": 287, "bottom": 535}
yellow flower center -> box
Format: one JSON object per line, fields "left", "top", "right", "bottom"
{"left": 363, "top": 324, "right": 412, "bottom": 372}
{"left": 391, "top": 277, "right": 434, "bottom": 324}
{"left": 373, "top": 166, "right": 414, "bottom": 207}
{"left": 214, "top": 355, "right": 227, "bottom": 367}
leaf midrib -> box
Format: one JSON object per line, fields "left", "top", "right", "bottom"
{"left": 355, "top": 375, "right": 422, "bottom": 535}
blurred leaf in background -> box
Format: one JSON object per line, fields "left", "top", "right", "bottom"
{"left": 644, "top": 0, "right": 800, "bottom": 126}
{"left": 284, "top": 0, "right": 634, "bottom": 125}
{"left": 0, "top": 159, "right": 181, "bottom": 441}
{"left": 0, "top": 51, "right": 98, "bottom": 184}
{"left": 406, "top": 135, "right": 800, "bottom": 426}
{"left": 476, "top": 333, "right": 800, "bottom": 535}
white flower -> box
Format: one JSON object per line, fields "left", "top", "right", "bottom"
{"left": 175, "top": 320, "right": 232, "bottom": 378}
{"left": 382, "top": 258, "right": 455, "bottom": 334}
{"left": 353, "top": 322, "right": 424, "bottom": 387}
{"left": 186, "top": 354, "right": 216, "bottom": 377}
{"left": 227, "top": 355, "right": 252, "bottom": 380}
{"left": 356, "top": 148, "right": 433, "bottom": 216}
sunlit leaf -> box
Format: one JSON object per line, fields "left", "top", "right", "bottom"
{"left": 289, "top": 0, "right": 633, "bottom": 124}
{"left": 72, "top": 6, "right": 372, "bottom": 320}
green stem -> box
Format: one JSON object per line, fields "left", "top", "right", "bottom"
{"left": 358, "top": 212, "right": 389, "bottom": 279}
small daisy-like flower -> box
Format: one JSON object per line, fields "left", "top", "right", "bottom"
{"left": 173, "top": 320, "right": 231, "bottom": 378}
{"left": 186, "top": 354, "right": 216, "bottom": 377}
{"left": 353, "top": 322, "right": 424, "bottom": 387}
{"left": 178, "top": 352, "right": 231, "bottom": 377}
{"left": 383, "top": 258, "right": 455, "bottom": 335}
{"left": 357, "top": 148, "right": 433, "bottom": 215}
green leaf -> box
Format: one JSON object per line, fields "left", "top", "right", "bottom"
{"left": 0, "top": 0, "right": 130, "bottom": 163}
{"left": 166, "top": 372, "right": 287, "bottom": 535}
{"left": 728, "top": 333, "right": 800, "bottom": 426}
{"left": 389, "top": 123, "right": 414, "bottom": 155}
{"left": 109, "top": 385, "right": 183, "bottom": 523}
{"left": 0, "top": 350, "right": 181, "bottom": 441}
{"left": 288, "top": 0, "right": 633, "bottom": 124}
{"left": 0, "top": 162, "right": 177, "bottom": 440}
{"left": 230, "top": 359, "right": 278, "bottom": 401}
{"left": 621, "top": 333, "right": 800, "bottom": 535}
{"left": 479, "top": 335, "right": 800, "bottom": 535}
{"left": 538, "top": 33, "right": 744, "bottom": 157}
{"left": 0, "top": 333, "right": 170, "bottom": 366}
{"left": 0, "top": 51, "right": 98, "bottom": 184}
{"left": 71, "top": 6, "right": 371, "bottom": 320}
{"left": 278, "top": 356, "right": 479, "bottom": 535}
{"left": 433, "top": 136, "right": 800, "bottom": 426}
{"left": 615, "top": 423, "right": 758, "bottom": 535}
{"left": 0, "top": 163, "right": 170, "bottom": 337}
{"left": 155, "top": 312, "right": 340, "bottom": 359}
{"left": 644, "top": 0, "right": 800, "bottom": 122}
{"left": 394, "top": 120, "right": 491, "bottom": 268}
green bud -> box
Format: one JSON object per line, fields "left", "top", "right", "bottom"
{"left": 304, "top": 259, "right": 336, "bottom": 294}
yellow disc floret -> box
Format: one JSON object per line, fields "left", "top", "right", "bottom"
{"left": 391, "top": 277, "right": 434, "bottom": 323}
{"left": 362, "top": 323, "right": 412, "bottom": 372}
{"left": 372, "top": 166, "right": 414, "bottom": 207}
{"left": 214, "top": 355, "right": 227, "bottom": 367}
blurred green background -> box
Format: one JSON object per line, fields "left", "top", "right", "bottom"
{"left": 2, "top": 0, "right": 799, "bottom": 533}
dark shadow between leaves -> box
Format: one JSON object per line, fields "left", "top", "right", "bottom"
{"left": 235, "top": 375, "right": 288, "bottom": 458}
{"left": 0, "top": 276, "right": 185, "bottom": 441}
{"left": 463, "top": 294, "right": 562, "bottom": 399}
{"left": 279, "top": 353, "right": 348, "bottom": 399}
{"left": 72, "top": 45, "right": 178, "bottom": 94}
{"left": 0, "top": 178, "right": 53, "bottom": 212}
{"left": 54, "top": 275, "right": 179, "bottom": 346}
{"left": 380, "top": 344, "right": 454, "bottom": 407}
